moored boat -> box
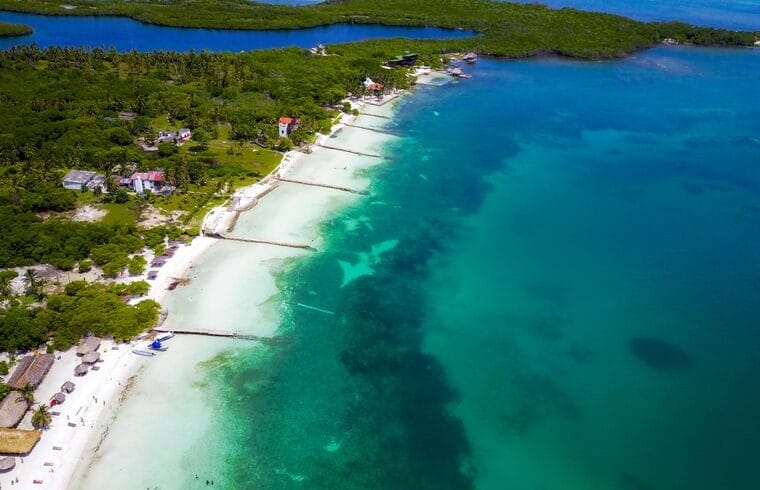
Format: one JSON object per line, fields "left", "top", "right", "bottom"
{"left": 132, "top": 349, "right": 155, "bottom": 357}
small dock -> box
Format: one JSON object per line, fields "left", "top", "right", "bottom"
{"left": 276, "top": 177, "right": 368, "bottom": 195}
{"left": 207, "top": 232, "right": 315, "bottom": 251}
{"left": 358, "top": 112, "right": 391, "bottom": 120}
{"left": 343, "top": 123, "right": 400, "bottom": 137}
{"left": 317, "top": 144, "right": 386, "bottom": 159}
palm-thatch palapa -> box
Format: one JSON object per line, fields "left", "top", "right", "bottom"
{"left": 0, "top": 456, "right": 15, "bottom": 472}
{"left": 76, "top": 336, "right": 101, "bottom": 356}
{"left": 82, "top": 351, "right": 100, "bottom": 364}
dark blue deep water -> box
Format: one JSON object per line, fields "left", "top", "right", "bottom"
{"left": 0, "top": 11, "right": 472, "bottom": 52}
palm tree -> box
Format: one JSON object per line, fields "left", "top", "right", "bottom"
{"left": 24, "top": 269, "right": 45, "bottom": 298}
{"left": 31, "top": 405, "right": 52, "bottom": 430}
{"left": 19, "top": 383, "right": 35, "bottom": 405}
{"left": 0, "top": 274, "right": 12, "bottom": 297}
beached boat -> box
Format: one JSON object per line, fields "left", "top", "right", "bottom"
{"left": 156, "top": 332, "right": 175, "bottom": 342}
{"left": 131, "top": 349, "right": 155, "bottom": 357}
{"left": 149, "top": 340, "right": 168, "bottom": 352}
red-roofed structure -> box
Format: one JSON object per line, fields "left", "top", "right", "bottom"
{"left": 278, "top": 117, "right": 301, "bottom": 137}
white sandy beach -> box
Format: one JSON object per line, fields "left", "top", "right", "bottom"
{"left": 71, "top": 103, "right": 403, "bottom": 489}
{"left": 0, "top": 85, "right": 432, "bottom": 489}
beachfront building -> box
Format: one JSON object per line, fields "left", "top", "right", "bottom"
{"left": 0, "top": 428, "right": 41, "bottom": 456}
{"left": 386, "top": 51, "right": 419, "bottom": 67}
{"left": 157, "top": 128, "right": 192, "bottom": 144}
{"left": 0, "top": 392, "right": 29, "bottom": 429}
{"left": 120, "top": 170, "right": 168, "bottom": 195}
{"left": 363, "top": 77, "right": 384, "bottom": 96}
{"left": 62, "top": 170, "right": 107, "bottom": 192}
{"left": 278, "top": 116, "right": 301, "bottom": 137}
{"left": 7, "top": 354, "right": 55, "bottom": 390}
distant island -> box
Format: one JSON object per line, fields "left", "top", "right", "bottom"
{"left": 0, "top": 21, "right": 31, "bottom": 37}
{"left": 0, "top": 0, "right": 756, "bottom": 58}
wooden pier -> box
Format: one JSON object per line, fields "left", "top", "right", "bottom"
{"left": 207, "top": 232, "right": 316, "bottom": 251}
{"left": 343, "top": 123, "right": 400, "bottom": 137}
{"left": 317, "top": 144, "right": 385, "bottom": 159}
{"left": 276, "top": 177, "right": 368, "bottom": 195}
{"left": 153, "top": 327, "right": 259, "bottom": 341}
{"left": 358, "top": 112, "right": 391, "bottom": 120}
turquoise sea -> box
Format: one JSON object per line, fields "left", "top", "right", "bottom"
{"left": 193, "top": 46, "right": 760, "bottom": 489}
{"left": 6, "top": 1, "right": 754, "bottom": 488}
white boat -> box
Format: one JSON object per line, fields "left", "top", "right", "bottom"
{"left": 132, "top": 349, "right": 155, "bottom": 357}
{"left": 156, "top": 332, "right": 175, "bottom": 342}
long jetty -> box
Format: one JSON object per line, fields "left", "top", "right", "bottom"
{"left": 276, "top": 177, "right": 368, "bottom": 195}
{"left": 358, "top": 112, "right": 391, "bottom": 120}
{"left": 207, "top": 232, "right": 316, "bottom": 251}
{"left": 343, "top": 123, "right": 400, "bottom": 137}
{"left": 153, "top": 327, "right": 259, "bottom": 341}
{"left": 317, "top": 144, "right": 386, "bottom": 159}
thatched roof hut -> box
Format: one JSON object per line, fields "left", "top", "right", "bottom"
{"left": 7, "top": 354, "right": 55, "bottom": 389}
{"left": 0, "top": 392, "right": 29, "bottom": 429}
{"left": 61, "top": 381, "right": 76, "bottom": 394}
{"left": 51, "top": 392, "right": 66, "bottom": 404}
{"left": 76, "top": 336, "right": 101, "bottom": 356}
{"left": 74, "top": 364, "right": 89, "bottom": 376}
{"left": 82, "top": 351, "right": 100, "bottom": 364}
{"left": 0, "top": 428, "right": 41, "bottom": 455}
{"left": 0, "top": 456, "right": 15, "bottom": 472}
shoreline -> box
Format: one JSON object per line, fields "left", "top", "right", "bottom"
{"left": 62, "top": 76, "right": 439, "bottom": 488}
{"left": 0, "top": 69, "right": 448, "bottom": 489}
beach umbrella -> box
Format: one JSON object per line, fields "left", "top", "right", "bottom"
{"left": 74, "top": 364, "right": 89, "bottom": 376}
{"left": 82, "top": 352, "right": 100, "bottom": 364}
{"left": 0, "top": 456, "right": 16, "bottom": 472}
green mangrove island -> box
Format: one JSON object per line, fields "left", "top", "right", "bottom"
{"left": 0, "top": 21, "right": 30, "bottom": 37}
{"left": 0, "top": 0, "right": 756, "bottom": 58}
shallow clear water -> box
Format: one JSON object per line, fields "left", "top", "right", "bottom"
{"left": 187, "top": 45, "right": 760, "bottom": 489}
{"left": 0, "top": 12, "right": 472, "bottom": 52}
{"left": 508, "top": 0, "right": 760, "bottom": 30}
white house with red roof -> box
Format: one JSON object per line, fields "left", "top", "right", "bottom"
{"left": 123, "top": 170, "right": 165, "bottom": 194}
{"left": 278, "top": 117, "right": 301, "bottom": 138}
{"left": 363, "top": 77, "right": 384, "bottom": 94}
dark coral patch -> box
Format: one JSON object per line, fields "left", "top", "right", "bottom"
{"left": 629, "top": 337, "right": 693, "bottom": 370}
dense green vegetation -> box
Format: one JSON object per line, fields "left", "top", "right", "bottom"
{"left": 0, "top": 44, "right": 412, "bottom": 268}
{"left": 0, "top": 280, "right": 158, "bottom": 352}
{"left": 0, "top": 0, "right": 755, "bottom": 56}
{"left": 0, "top": 21, "right": 30, "bottom": 37}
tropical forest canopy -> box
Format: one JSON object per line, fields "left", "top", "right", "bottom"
{"left": 0, "top": 0, "right": 755, "bottom": 56}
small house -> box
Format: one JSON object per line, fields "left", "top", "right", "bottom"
{"left": 76, "top": 336, "right": 101, "bottom": 356}
{"left": 125, "top": 170, "right": 165, "bottom": 194}
{"left": 278, "top": 117, "right": 301, "bottom": 138}
{"left": 386, "top": 51, "right": 419, "bottom": 68}
{"left": 62, "top": 170, "right": 97, "bottom": 191}
{"left": 157, "top": 128, "right": 191, "bottom": 144}
{"left": 7, "top": 354, "right": 54, "bottom": 390}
